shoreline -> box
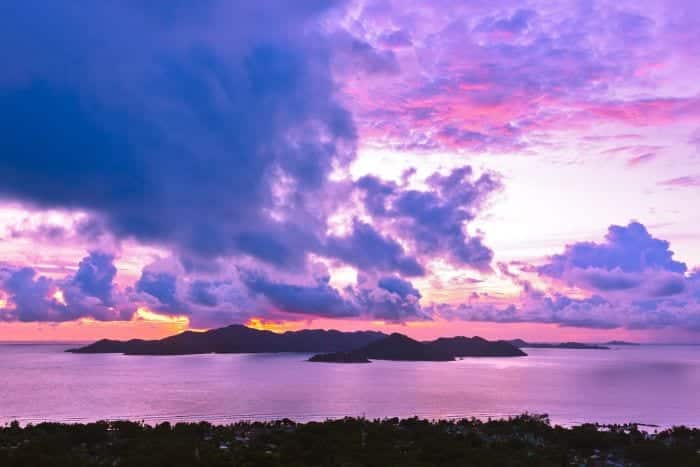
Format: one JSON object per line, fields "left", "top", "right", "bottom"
{"left": 2, "top": 415, "right": 698, "bottom": 466}
{"left": 3, "top": 413, "right": 695, "bottom": 432}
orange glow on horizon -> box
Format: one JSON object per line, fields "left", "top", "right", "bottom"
{"left": 245, "top": 317, "right": 303, "bottom": 334}
{"left": 0, "top": 307, "right": 192, "bottom": 342}
{"left": 134, "top": 307, "right": 190, "bottom": 331}
{"left": 0, "top": 315, "right": 691, "bottom": 344}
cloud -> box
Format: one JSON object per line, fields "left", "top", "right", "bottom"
{"left": 345, "top": 1, "right": 700, "bottom": 154}
{"left": 188, "top": 280, "right": 219, "bottom": 307}
{"left": 690, "top": 128, "right": 700, "bottom": 151}
{"left": 377, "top": 30, "right": 412, "bottom": 49}
{"left": 658, "top": 176, "right": 700, "bottom": 187}
{"left": 474, "top": 9, "right": 536, "bottom": 35}
{"left": 241, "top": 271, "right": 358, "bottom": 318}
{"left": 325, "top": 219, "right": 425, "bottom": 276}
{"left": 626, "top": 153, "right": 656, "bottom": 166}
{"left": 356, "top": 166, "right": 499, "bottom": 270}
{"left": 0, "top": 267, "right": 64, "bottom": 322}
{"left": 437, "top": 222, "right": 700, "bottom": 331}
{"left": 72, "top": 252, "right": 117, "bottom": 304}
{"left": 240, "top": 270, "right": 427, "bottom": 322}
{"left": 440, "top": 290, "right": 700, "bottom": 332}
{"left": 377, "top": 276, "right": 421, "bottom": 298}
{"left": 0, "top": 0, "right": 356, "bottom": 272}
{"left": 3, "top": 1, "right": 698, "bottom": 335}
{"left": 584, "top": 96, "right": 700, "bottom": 126}
{"left": 331, "top": 31, "right": 400, "bottom": 75}
{"left": 1, "top": 252, "right": 133, "bottom": 322}
{"left": 136, "top": 271, "right": 180, "bottom": 310}
{"left": 354, "top": 275, "right": 426, "bottom": 322}
{"left": 538, "top": 222, "right": 687, "bottom": 279}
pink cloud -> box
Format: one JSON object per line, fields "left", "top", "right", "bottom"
{"left": 659, "top": 176, "right": 700, "bottom": 187}
{"left": 627, "top": 153, "right": 657, "bottom": 166}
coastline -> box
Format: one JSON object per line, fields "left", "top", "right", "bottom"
{"left": 2, "top": 415, "right": 698, "bottom": 466}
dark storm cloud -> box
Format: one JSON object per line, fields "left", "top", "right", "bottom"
{"left": 0, "top": 0, "right": 355, "bottom": 271}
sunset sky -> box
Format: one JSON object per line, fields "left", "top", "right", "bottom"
{"left": 1, "top": 0, "right": 699, "bottom": 343}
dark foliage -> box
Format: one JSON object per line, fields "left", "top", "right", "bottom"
{"left": 2, "top": 415, "right": 698, "bottom": 466}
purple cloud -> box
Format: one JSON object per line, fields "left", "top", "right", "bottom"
{"left": 627, "top": 153, "right": 656, "bottom": 166}
{"left": 539, "top": 222, "right": 687, "bottom": 279}
{"left": 659, "top": 176, "right": 700, "bottom": 187}
{"left": 325, "top": 219, "right": 425, "bottom": 277}
{"left": 345, "top": 1, "right": 700, "bottom": 154}
{"left": 72, "top": 252, "right": 117, "bottom": 305}
{"left": 440, "top": 223, "right": 700, "bottom": 331}
{"left": 0, "top": 1, "right": 358, "bottom": 273}
{"left": 1, "top": 252, "right": 133, "bottom": 322}
{"left": 356, "top": 166, "right": 500, "bottom": 271}
{"left": 241, "top": 270, "right": 427, "bottom": 322}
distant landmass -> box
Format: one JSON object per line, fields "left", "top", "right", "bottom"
{"left": 310, "top": 334, "right": 526, "bottom": 363}
{"left": 429, "top": 336, "right": 527, "bottom": 357}
{"left": 67, "top": 325, "right": 386, "bottom": 355}
{"left": 68, "top": 325, "right": 526, "bottom": 361}
{"left": 508, "top": 339, "right": 609, "bottom": 350}
{"left": 604, "top": 340, "right": 640, "bottom": 346}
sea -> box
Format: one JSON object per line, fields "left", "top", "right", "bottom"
{"left": 1, "top": 343, "right": 699, "bottom": 429}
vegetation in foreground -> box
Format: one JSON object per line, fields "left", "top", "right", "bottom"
{"left": 1, "top": 415, "right": 699, "bottom": 466}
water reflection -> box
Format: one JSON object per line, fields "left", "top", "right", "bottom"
{"left": 0, "top": 344, "right": 698, "bottom": 428}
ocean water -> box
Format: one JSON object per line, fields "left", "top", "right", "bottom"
{"left": 1, "top": 344, "right": 699, "bottom": 428}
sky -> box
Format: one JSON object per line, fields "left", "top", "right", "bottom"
{"left": 1, "top": 0, "right": 699, "bottom": 343}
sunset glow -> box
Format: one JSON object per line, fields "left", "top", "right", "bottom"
{"left": 245, "top": 318, "right": 302, "bottom": 334}
{"left": 0, "top": 0, "right": 699, "bottom": 343}
{"left": 134, "top": 308, "right": 190, "bottom": 331}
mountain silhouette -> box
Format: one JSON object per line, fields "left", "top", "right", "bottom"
{"left": 310, "top": 333, "right": 525, "bottom": 363}
{"left": 67, "top": 325, "right": 386, "bottom": 355}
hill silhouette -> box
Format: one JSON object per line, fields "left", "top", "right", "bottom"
{"left": 310, "top": 334, "right": 525, "bottom": 363}
{"left": 428, "top": 336, "right": 526, "bottom": 357}
{"left": 67, "top": 325, "right": 386, "bottom": 355}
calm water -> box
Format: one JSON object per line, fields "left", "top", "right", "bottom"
{"left": 1, "top": 344, "right": 699, "bottom": 428}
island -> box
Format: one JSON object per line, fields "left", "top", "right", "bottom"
{"left": 309, "top": 333, "right": 525, "bottom": 363}
{"left": 604, "top": 340, "right": 640, "bottom": 346}
{"left": 68, "top": 324, "right": 527, "bottom": 361}
{"left": 429, "top": 336, "right": 527, "bottom": 357}
{"left": 508, "top": 339, "right": 610, "bottom": 350}
{"left": 67, "top": 325, "right": 386, "bottom": 355}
